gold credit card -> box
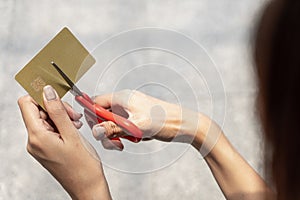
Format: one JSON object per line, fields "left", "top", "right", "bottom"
{"left": 15, "top": 27, "right": 95, "bottom": 109}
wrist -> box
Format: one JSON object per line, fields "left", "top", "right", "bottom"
{"left": 164, "top": 106, "right": 211, "bottom": 146}
{"left": 70, "top": 176, "right": 111, "bottom": 200}
{"left": 172, "top": 106, "right": 223, "bottom": 156}
{"left": 191, "top": 114, "right": 224, "bottom": 157}
{"left": 56, "top": 158, "right": 111, "bottom": 200}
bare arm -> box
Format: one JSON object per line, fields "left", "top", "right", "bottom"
{"left": 92, "top": 90, "right": 274, "bottom": 199}
{"left": 192, "top": 116, "right": 274, "bottom": 200}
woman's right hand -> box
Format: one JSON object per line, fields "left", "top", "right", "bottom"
{"left": 87, "top": 90, "right": 216, "bottom": 152}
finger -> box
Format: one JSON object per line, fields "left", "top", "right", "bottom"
{"left": 92, "top": 124, "right": 124, "bottom": 151}
{"left": 72, "top": 121, "right": 83, "bottom": 129}
{"left": 38, "top": 107, "right": 56, "bottom": 129}
{"left": 63, "top": 102, "right": 83, "bottom": 121}
{"left": 98, "top": 121, "right": 124, "bottom": 139}
{"left": 84, "top": 109, "right": 99, "bottom": 129}
{"left": 18, "top": 95, "right": 43, "bottom": 132}
{"left": 42, "top": 120, "right": 55, "bottom": 132}
{"left": 102, "top": 138, "right": 124, "bottom": 151}
{"left": 93, "top": 93, "right": 113, "bottom": 109}
{"left": 42, "top": 109, "right": 82, "bottom": 130}
{"left": 42, "top": 85, "right": 77, "bottom": 138}
{"left": 39, "top": 109, "right": 48, "bottom": 120}
{"left": 93, "top": 90, "right": 131, "bottom": 110}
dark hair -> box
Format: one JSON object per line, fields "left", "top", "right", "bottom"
{"left": 254, "top": 0, "right": 300, "bottom": 199}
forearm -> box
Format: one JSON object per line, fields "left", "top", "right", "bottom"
{"left": 52, "top": 162, "right": 112, "bottom": 200}
{"left": 69, "top": 177, "right": 112, "bottom": 200}
{"left": 47, "top": 136, "right": 112, "bottom": 200}
{"left": 191, "top": 115, "right": 273, "bottom": 199}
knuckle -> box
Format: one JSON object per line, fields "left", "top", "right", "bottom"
{"left": 17, "top": 95, "right": 31, "bottom": 106}
{"left": 93, "top": 95, "right": 106, "bottom": 104}
{"left": 115, "top": 90, "right": 134, "bottom": 107}
{"left": 120, "top": 89, "right": 131, "bottom": 95}
{"left": 118, "top": 89, "right": 134, "bottom": 98}
{"left": 26, "top": 143, "right": 37, "bottom": 157}
{"left": 28, "top": 125, "right": 43, "bottom": 136}
{"left": 27, "top": 136, "right": 41, "bottom": 151}
{"left": 26, "top": 143, "right": 44, "bottom": 159}
{"left": 125, "top": 89, "right": 140, "bottom": 96}
{"left": 17, "top": 98, "right": 23, "bottom": 107}
{"left": 93, "top": 96, "right": 100, "bottom": 103}
{"left": 93, "top": 95, "right": 101, "bottom": 101}
{"left": 132, "top": 114, "right": 150, "bottom": 131}
{"left": 131, "top": 89, "right": 141, "bottom": 96}
{"left": 26, "top": 143, "right": 32, "bottom": 154}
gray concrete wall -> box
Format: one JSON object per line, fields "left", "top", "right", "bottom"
{"left": 0, "top": 0, "right": 267, "bottom": 199}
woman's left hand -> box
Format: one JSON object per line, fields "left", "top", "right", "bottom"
{"left": 17, "top": 85, "right": 112, "bottom": 200}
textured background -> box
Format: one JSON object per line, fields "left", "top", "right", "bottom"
{"left": 0, "top": 0, "right": 267, "bottom": 199}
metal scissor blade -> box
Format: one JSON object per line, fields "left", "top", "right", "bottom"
{"left": 51, "top": 61, "right": 83, "bottom": 96}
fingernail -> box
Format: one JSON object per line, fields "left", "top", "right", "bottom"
{"left": 110, "top": 145, "right": 122, "bottom": 151}
{"left": 73, "top": 112, "right": 83, "bottom": 119}
{"left": 114, "top": 145, "right": 122, "bottom": 151}
{"left": 87, "top": 120, "right": 96, "bottom": 129}
{"left": 73, "top": 121, "right": 83, "bottom": 128}
{"left": 103, "top": 139, "right": 122, "bottom": 151}
{"left": 93, "top": 125, "right": 106, "bottom": 140}
{"left": 43, "top": 85, "right": 57, "bottom": 101}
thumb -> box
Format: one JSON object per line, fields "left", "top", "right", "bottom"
{"left": 43, "top": 85, "right": 77, "bottom": 138}
{"left": 92, "top": 122, "right": 124, "bottom": 151}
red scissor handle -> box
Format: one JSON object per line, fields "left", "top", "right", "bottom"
{"left": 75, "top": 93, "right": 142, "bottom": 143}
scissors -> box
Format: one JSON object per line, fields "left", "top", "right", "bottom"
{"left": 51, "top": 61, "right": 142, "bottom": 143}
